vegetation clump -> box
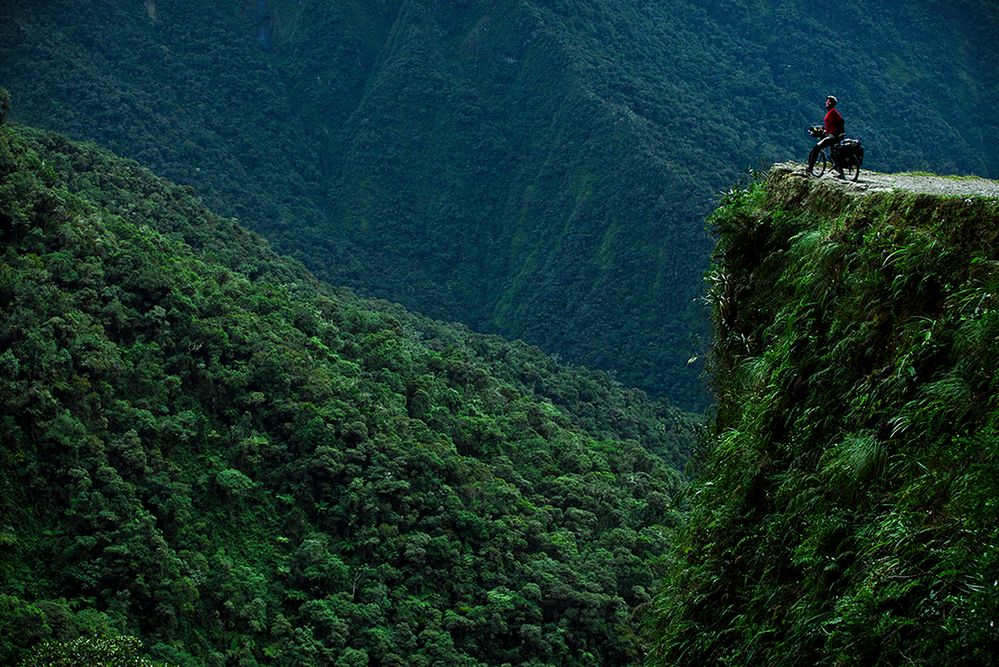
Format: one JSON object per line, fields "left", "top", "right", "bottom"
{"left": 649, "top": 170, "right": 999, "bottom": 665}
{"left": 19, "top": 635, "right": 165, "bottom": 667}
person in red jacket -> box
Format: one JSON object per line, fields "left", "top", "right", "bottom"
{"left": 807, "top": 95, "right": 845, "bottom": 176}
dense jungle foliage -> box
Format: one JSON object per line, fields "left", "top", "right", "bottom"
{"left": 3, "top": 0, "right": 996, "bottom": 409}
{"left": 0, "top": 123, "right": 700, "bottom": 665}
{"left": 649, "top": 171, "right": 999, "bottom": 664}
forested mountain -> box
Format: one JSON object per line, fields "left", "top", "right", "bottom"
{"left": 649, "top": 169, "right": 999, "bottom": 664}
{"left": 3, "top": 0, "right": 996, "bottom": 409}
{"left": 0, "top": 123, "right": 699, "bottom": 665}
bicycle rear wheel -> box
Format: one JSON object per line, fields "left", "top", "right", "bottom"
{"left": 850, "top": 155, "right": 862, "bottom": 181}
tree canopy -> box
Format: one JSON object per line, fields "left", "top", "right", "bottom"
{"left": 0, "top": 124, "right": 699, "bottom": 665}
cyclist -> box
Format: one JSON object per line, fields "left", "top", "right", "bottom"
{"left": 807, "top": 95, "right": 845, "bottom": 176}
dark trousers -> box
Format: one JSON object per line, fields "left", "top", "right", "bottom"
{"left": 808, "top": 135, "right": 840, "bottom": 172}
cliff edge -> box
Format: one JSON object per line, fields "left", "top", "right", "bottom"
{"left": 774, "top": 160, "right": 999, "bottom": 198}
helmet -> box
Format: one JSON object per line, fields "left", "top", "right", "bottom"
{"left": 826, "top": 95, "right": 838, "bottom": 106}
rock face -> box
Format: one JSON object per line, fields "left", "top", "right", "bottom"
{"left": 649, "top": 166, "right": 999, "bottom": 666}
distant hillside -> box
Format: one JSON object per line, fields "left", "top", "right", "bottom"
{"left": 649, "top": 168, "right": 998, "bottom": 664}
{"left": 0, "top": 123, "right": 699, "bottom": 665}
{"left": 3, "top": 0, "right": 996, "bottom": 409}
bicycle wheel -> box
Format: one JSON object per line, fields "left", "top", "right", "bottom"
{"left": 850, "top": 155, "right": 862, "bottom": 181}
{"left": 810, "top": 151, "right": 827, "bottom": 177}
{"left": 841, "top": 159, "right": 859, "bottom": 181}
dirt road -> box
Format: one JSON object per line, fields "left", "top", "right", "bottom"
{"left": 772, "top": 162, "right": 999, "bottom": 199}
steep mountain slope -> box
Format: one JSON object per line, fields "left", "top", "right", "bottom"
{"left": 0, "top": 122, "right": 699, "bottom": 665}
{"left": 3, "top": 1, "right": 996, "bottom": 409}
{"left": 649, "top": 168, "right": 998, "bottom": 664}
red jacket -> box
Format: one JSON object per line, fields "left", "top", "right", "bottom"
{"left": 824, "top": 108, "right": 844, "bottom": 136}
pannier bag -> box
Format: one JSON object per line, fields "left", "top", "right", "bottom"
{"left": 832, "top": 138, "right": 864, "bottom": 163}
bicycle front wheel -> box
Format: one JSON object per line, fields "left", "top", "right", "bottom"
{"left": 811, "top": 151, "right": 827, "bottom": 177}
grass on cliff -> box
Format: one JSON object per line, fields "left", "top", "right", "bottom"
{"left": 649, "top": 174, "right": 999, "bottom": 665}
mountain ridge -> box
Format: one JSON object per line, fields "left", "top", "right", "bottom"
{"left": 0, "top": 121, "right": 698, "bottom": 666}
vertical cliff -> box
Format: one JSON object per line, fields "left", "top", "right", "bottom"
{"left": 650, "top": 167, "right": 999, "bottom": 664}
